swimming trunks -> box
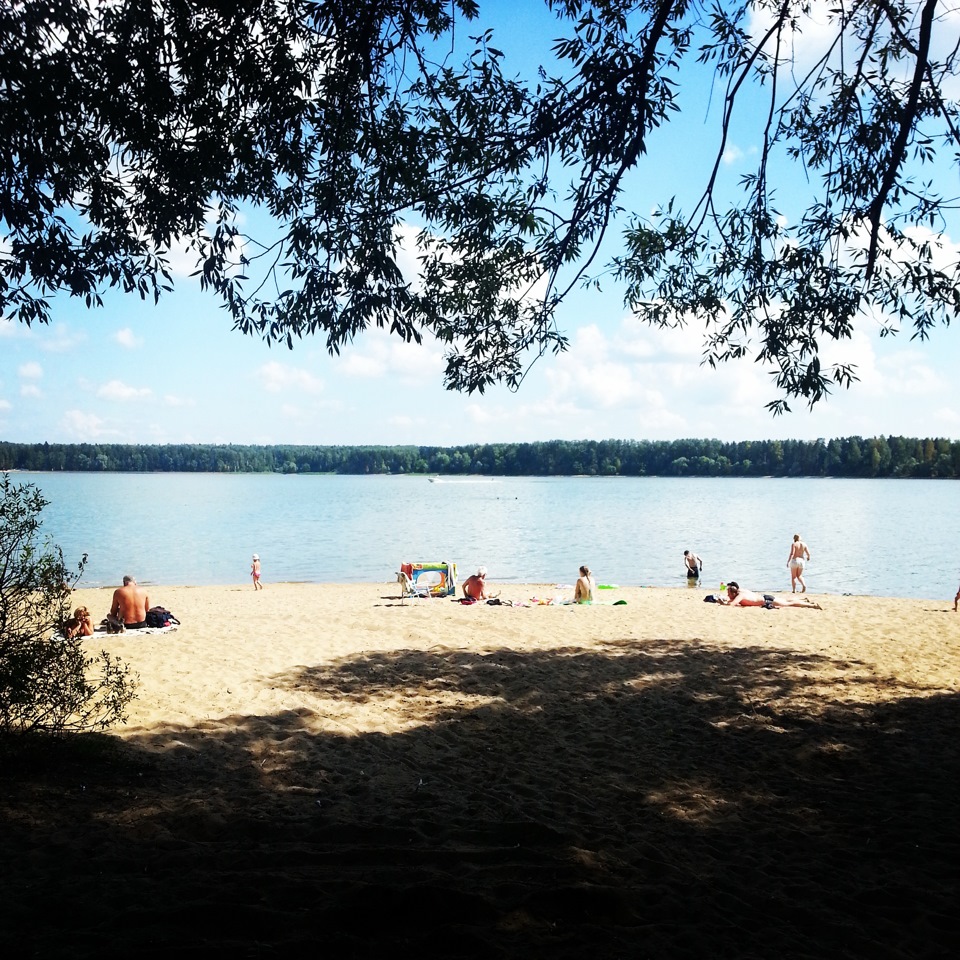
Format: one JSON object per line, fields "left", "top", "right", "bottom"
{"left": 789, "top": 558, "right": 805, "bottom": 571}
{"left": 687, "top": 566, "right": 699, "bottom": 578}
{"left": 124, "top": 621, "right": 147, "bottom": 629}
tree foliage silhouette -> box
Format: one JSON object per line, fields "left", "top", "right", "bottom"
{"left": 2, "top": 1, "right": 956, "bottom": 408}
{"left": 0, "top": 474, "right": 137, "bottom": 735}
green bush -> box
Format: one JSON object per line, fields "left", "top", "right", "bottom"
{"left": 0, "top": 473, "right": 137, "bottom": 735}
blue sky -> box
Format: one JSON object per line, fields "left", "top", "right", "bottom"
{"left": 2, "top": 2, "right": 958, "bottom": 447}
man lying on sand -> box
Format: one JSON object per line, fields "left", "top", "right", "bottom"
{"left": 718, "top": 581, "right": 821, "bottom": 610}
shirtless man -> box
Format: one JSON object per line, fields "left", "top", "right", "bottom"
{"left": 683, "top": 550, "right": 703, "bottom": 580}
{"left": 462, "top": 567, "right": 492, "bottom": 601}
{"left": 111, "top": 575, "right": 150, "bottom": 629}
{"left": 787, "top": 534, "right": 811, "bottom": 593}
{"left": 719, "top": 581, "right": 821, "bottom": 609}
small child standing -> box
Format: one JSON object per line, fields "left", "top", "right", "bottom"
{"left": 251, "top": 553, "right": 263, "bottom": 590}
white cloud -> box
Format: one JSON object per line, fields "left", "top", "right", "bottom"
{"left": 163, "top": 394, "right": 195, "bottom": 407}
{"left": 20, "top": 384, "right": 43, "bottom": 398}
{"left": 0, "top": 399, "right": 11, "bottom": 411}
{"left": 750, "top": 2, "right": 960, "bottom": 98}
{"left": 256, "top": 360, "right": 325, "bottom": 394}
{"left": 114, "top": 327, "right": 143, "bottom": 349}
{"left": 37, "top": 322, "right": 86, "bottom": 353}
{"left": 163, "top": 210, "right": 249, "bottom": 279}
{"left": 749, "top": 2, "right": 846, "bottom": 73}
{"left": 97, "top": 380, "right": 153, "bottom": 401}
{"left": 0, "top": 318, "right": 24, "bottom": 338}
{"left": 875, "top": 350, "right": 947, "bottom": 398}
{"left": 341, "top": 353, "right": 385, "bottom": 378}
{"left": 60, "top": 409, "right": 110, "bottom": 439}
{"left": 720, "top": 142, "right": 758, "bottom": 166}
{"left": 18, "top": 361, "right": 43, "bottom": 379}
{"left": 932, "top": 405, "right": 960, "bottom": 429}
{"left": 339, "top": 327, "right": 445, "bottom": 384}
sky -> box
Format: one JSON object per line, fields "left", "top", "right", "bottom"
{"left": 2, "top": 2, "right": 958, "bottom": 448}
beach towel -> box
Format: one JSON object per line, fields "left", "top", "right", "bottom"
{"left": 54, "top": 622, "right": 180, "bottom": 641}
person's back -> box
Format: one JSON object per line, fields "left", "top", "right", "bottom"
{"left": 789, "top": 536, "right": 809, "bottom": 562}
{"left": 111, "top": 575, "right": 150, "bottom": 628}
{"left": 788, "top": 534, "right": 811, "bottom": 592}
{"left": 462, "top": 567, "right": 489, "bottom": 600}
{"left": 575, "top": 565, "right": 595, "bottom": 603}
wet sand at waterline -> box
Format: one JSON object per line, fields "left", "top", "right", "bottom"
{"left": 3, "top": 583, "right": 959, "bottom": 958}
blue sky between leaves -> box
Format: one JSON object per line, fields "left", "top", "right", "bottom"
{"left": 1, "top": 1, "right": 958, "bottom": 448}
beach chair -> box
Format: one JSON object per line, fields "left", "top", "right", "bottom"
{"left": 397, "top": 570, "right": 428, "bottom": 603}
{"left": 399, "top": 561, "right": 458, "bottom": 598}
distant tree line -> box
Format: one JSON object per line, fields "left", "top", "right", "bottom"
{"left": 1, "top": 437, "right": 958, "bottom": 479}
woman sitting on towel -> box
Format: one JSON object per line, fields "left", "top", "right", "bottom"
{"left": 575, "top": 565, "right": 595, "bottom": 603}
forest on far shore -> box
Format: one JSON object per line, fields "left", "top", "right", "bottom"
{"left": 1, "top": 437, "right": 958, "bottom": 479}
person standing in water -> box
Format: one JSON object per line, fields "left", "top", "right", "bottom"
{"left": 787, "top": 534, "right": 811, "bottom": 593}
{"left": 683, "top": 550, "right": 703, "bottom": 581}
{"left": 251, "top": 554, "right": 263, "bottom": 590}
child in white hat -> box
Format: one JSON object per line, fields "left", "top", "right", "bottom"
{"left": 251, "top": 554, "right": 263, "bottom": 590}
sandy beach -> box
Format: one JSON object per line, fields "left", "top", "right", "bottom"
{"left": 4, "top": 582, "right": 959, "bottom": 958}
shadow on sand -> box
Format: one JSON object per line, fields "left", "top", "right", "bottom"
{"left": 3, "top": 638, "right": 958, "bottom": 958}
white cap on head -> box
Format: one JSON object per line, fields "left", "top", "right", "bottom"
{"left": 477, "top": 566, "right": 487, "bottom": 577}
{"left": 252, "top": 554, "right": 259, "bottom": 560}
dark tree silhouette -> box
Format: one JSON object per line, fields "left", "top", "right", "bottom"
{"left": 2, "top": 2, "right": 956, "bottom": 407}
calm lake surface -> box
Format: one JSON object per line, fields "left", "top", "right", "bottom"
{"left": 10, "top": 472, "right": 958, "bottom": 599}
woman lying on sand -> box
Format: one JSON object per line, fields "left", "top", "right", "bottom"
{"left": 718, "top": 582, "right": 822, "bottom": 609}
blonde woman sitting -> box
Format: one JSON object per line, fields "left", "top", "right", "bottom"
{"left": 63, "top": 606, "right": 95, "bottom": 638}
{"left": 574, "top": 565, "right": 596, "bottom": 603}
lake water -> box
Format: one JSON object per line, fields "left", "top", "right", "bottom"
{"left": 7, "top": 472, "right": 958, "bottom": 599}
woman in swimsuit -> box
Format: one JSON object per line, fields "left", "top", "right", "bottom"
{"left": 574, "top": 565, "right": 595, "bottom": 603}
{"left": 787, "top": 534, "right": 811, "bottom": 593}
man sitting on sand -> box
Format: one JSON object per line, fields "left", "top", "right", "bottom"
{"left": 111, "top": 575, "right": 151, "bottom": 629}
{"left": 462, "top": 567, "right": 494, "bottom": 601}
{"left": 718, "top": 581, "right": 821, "bottom": 610}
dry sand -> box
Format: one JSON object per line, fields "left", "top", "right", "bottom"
{"left": 3, "top": 582, "right": 959, "bottom": 958}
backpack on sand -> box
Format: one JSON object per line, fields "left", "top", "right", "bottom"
{"left": 145, "top": 606, "right": 180, "bottom": 628}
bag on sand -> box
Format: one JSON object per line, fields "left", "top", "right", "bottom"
{"left": 146, "top": 606, "right": 179, "bottom": 628}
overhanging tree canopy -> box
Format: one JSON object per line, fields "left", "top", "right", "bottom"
{"left": 1, "top": 0, "right": 957, "bottom": 410}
